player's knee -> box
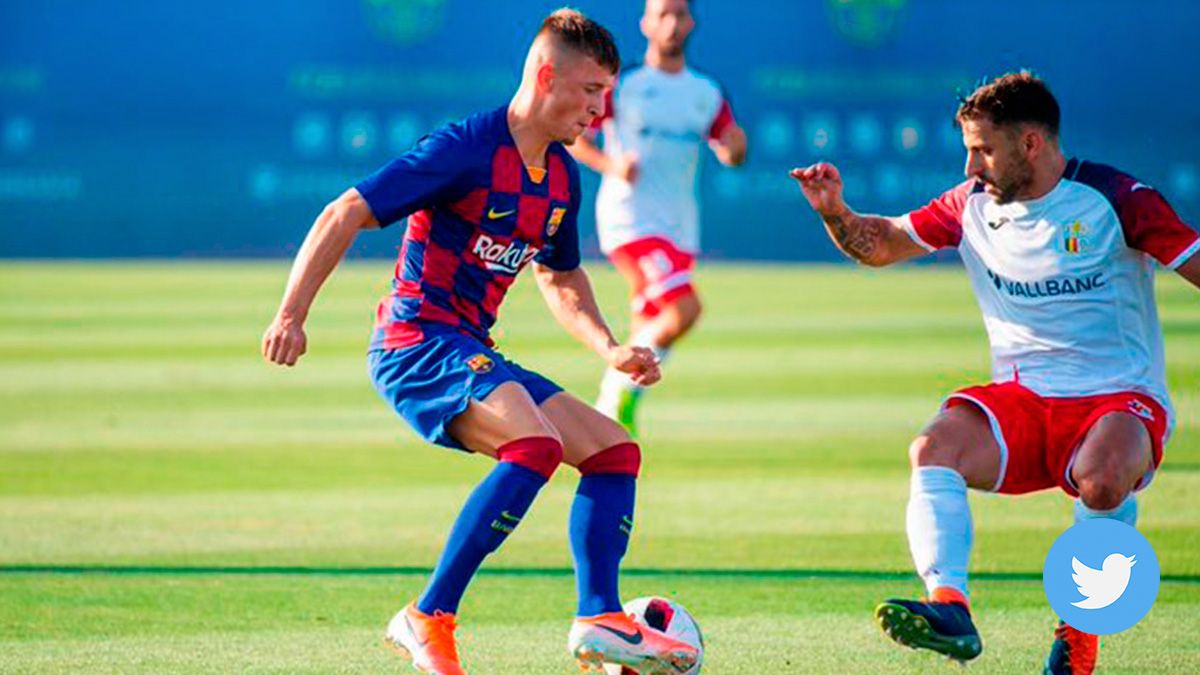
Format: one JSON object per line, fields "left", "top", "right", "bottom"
{"left": 908, "top": 433, "right": 961, "bottom": 470}
{"left": 674, "top": 292, "right": 702, "bottom": 331}
{"left": 682, "top": 291, "right": 702, "bottom": 319}
{"left": 1075, "top": 472, "right": 1131, "bottom": 511}
{"left": 497, "top": 436, "right": 564, "bottom": 480}
{"left": 577, "top": 442, "right": 641, "bottom": 478}
{"left": 658, "top": 293, "right": 701, "bottom": 341}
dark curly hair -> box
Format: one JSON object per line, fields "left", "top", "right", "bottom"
{"left": 956, "top": 71, "right": 1060, "bottom": 137}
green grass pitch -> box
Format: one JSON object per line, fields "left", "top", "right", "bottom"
{"left": 1, "top": 261, "right": 1197, "bottom": 673}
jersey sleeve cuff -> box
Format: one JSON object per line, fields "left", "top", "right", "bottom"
{"left": 353, "top": 183, "right": 393, "bottom": 228}
{"left": 897, "top": 214, "right": 939, "bottom": 253}
{"left": 1165, "top": 236, "right": 1200, "bottom": 270}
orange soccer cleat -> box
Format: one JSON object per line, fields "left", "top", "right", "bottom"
{"left": 1044, "top": 620, "right": 1099, "bottom": 674}
{"left": 568, "top": 611, "right": 698, "bottom": 674}
{"left": 384, "top": 602, "right": 467, "bottom": 675}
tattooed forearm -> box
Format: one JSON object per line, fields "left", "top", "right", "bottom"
{"left": 822, "top": 213, "right": 887, "bottom": 265}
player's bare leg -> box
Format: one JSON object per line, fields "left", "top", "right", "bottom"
{"left": 386, "top": 384, "right": 563, "bottom": 675}
{"left": 631, "top": 290, "right": 702, "bottom": 348}
{"left": 1070, "top": 411, "right": 1151, "bottom": 512}
{"left": 908, "top": 404, "right": 1003, "bottom": 489}
{"left": 542, "top": 393, "right": 698, "bottom": 673}
{"left": 876, "top": 403, "right": 1000, "bottom": 662}
{"left": 598, "top": 292, "right": 702, "bottom": 436}
{"left": 641, "top": 291, "right": 702, "bottom": 349}
{"left": 447, "top": 382, "right": 562, "bottom": 456}
{"left": 1046, "top": 411, "right": 1152, "bottom": 675}
{"left": 543, "top": 391, "right": 630, "bottom": 468}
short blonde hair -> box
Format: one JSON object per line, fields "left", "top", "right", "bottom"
{"left": 536, "top": 8, "right": 620, "bottom": 75}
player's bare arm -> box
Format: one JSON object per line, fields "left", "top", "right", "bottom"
{"left": 789, "top": 162, "right": 926, "bottom": 267}
{"left": 710, "top": 124, "right": 747, "bottom": 167}
{"left": 262, "top": 188, "right": 378, "bottom": 366}
{"left": 1177, "top": 250, "right": 1200, "bottom": 289}
{"left": 567, "top": 133, "right": 639, "bottom": 182}
{"left": 532, "top": 263, "right": 661, "bottom": 386}
{"left": 565, "top": 133, "right": 608, "bottom": 174}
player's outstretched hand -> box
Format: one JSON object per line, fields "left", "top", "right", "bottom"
{"left": 262, "top": 317, "right": 307, "bottom": 367}
{"left": 719, "top": 124, "right": 747, "bottom": 150}
{"left": 607, "top": 344, "right": 661, "bottom": 386}
{"left": 790, "top": 162, "right": 846, "bottom": 217}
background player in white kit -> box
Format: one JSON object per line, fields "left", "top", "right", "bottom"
{"left": 570, "top": 0, "right": 747, "bottom": 435}
{"left": 792, "top": 72, "right": 1200, "bottom": 673}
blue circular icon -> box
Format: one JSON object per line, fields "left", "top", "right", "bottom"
{"left": 1043, "top": 519, "right": 1159, "bottom": 635}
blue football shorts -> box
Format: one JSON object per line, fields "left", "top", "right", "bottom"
{"left": 367, "top": 326, "right": 562, "bottom": 451}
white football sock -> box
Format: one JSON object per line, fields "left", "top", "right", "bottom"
{"left": 598, "top": 365, "right": 637, "bottom": 404}
{"left": 632, "top": 327, "right": 670, "bottom": 364}
{"left": 1075, "top": 493, "right": 1137, "bottom": 527}
{"left": 906, "top": 466, "right": 973, "bottom": 597}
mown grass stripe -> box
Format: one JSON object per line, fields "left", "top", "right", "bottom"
{"left": 3, "top": 564, "right": 1198, "bottom": 584}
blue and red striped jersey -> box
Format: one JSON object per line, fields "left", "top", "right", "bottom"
{"left": 356, "top": 106, "right": 582, "bottom": 350}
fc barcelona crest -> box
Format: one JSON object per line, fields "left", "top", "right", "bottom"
{"left": 466, "top": 353, "right": 494, "bottom": 374}
{"left": 546, "top": 207, "right": 567, "bottom": 236}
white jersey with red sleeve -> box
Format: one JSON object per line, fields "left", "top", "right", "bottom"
{"left": 593, "top": 64, "right": 736, "bottom": 254}
{"left": 898, "top": 158, "right": 1199, "bottom": 421}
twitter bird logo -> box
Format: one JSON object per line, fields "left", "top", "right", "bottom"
{"left": 1070, "top": 553, "right": 1136, "bottom": 609}
{"left": 1044, "top": 520, "right": 1159, "bottom": 635}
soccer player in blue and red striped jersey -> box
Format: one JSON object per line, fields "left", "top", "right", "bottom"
{"left": 262, "top": 9, "right": 698, "bottom": 675}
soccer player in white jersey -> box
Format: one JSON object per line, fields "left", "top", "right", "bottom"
{"left": 570, "top": 0, "right": 747, "bottom": 435}
{"left": 792, "top": 72, "right": 1200, "bottom": 673}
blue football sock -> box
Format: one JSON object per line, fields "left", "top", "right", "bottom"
{"left": 417, "top": 461, "right": 547, "bottom": 615}
{"left": 570, "top": 474, "right": 637, "bottom": 617}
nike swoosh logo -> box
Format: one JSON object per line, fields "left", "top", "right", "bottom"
{"left": 1131, "top": 182, "right": 1152, "bottom": 192}
{"left": 499, "top": 510, "right": 521, "bottom": 523}
{"left": 404, "top": 615, "right": 428, "bottom": 647}
{"left": 488, "top": 208, "right": 516, "bottom": 220}
{"left": 596, "top": 624, "right": 644, "bottom": 645}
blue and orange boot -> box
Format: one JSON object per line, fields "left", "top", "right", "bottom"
{"left": 875, "top": 587, "right": 983, "bottom": 663}
{"left": 1044, "top": 620, "right": 1098, "bottom": 674}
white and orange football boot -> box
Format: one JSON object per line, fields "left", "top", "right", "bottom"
{"left": 384, "top": 602, "right": 467, "bottom": 675}
{"left": 568, "top": 611, "right": 698, "bottom": 674}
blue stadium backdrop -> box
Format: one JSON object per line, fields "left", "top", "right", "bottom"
{"left": 2, "top": 0, "right": 1198, "bottom": 260}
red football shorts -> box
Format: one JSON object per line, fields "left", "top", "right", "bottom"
{"left": 944, "top": 381, "right": 1169, "bottom": 496}
{"left": 608, "top": 236, "right": 697, "bottom": 319}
